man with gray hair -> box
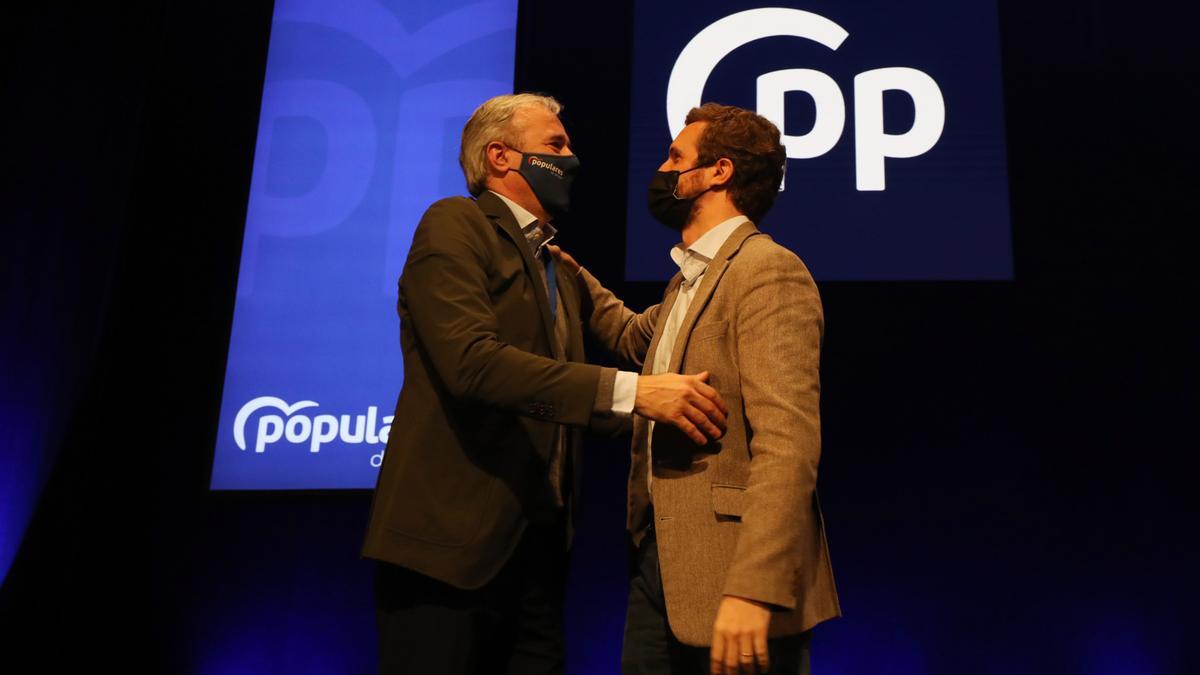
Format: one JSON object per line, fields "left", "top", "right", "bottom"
{"left": 363, "top": 93, "right": 729, "bottom": 674}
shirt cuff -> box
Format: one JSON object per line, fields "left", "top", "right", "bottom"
{"left": 611, "top": 370, "right": 638, "bottom": 417}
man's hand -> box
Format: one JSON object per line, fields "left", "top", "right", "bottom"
{"left": 546, "top": 244, "right": 581, "bottom": 275}
{"left": 711, "top": 595, "right": 772, "bottom": 674}
{"left": 635, "top": 371, "right": 727, "bottom": 444}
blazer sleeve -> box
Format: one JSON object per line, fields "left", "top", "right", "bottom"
{"left": 721, "top": 247, "right": 824, "bottom": 610}
{"left": 575, "top": 265, "right": 659, "bottom": 371}
{"left": 400, "top": 198, "right": 615, "bottom": 428}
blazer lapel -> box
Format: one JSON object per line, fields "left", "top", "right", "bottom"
{"left": 631, "top": 273, "right": 682, "bottom": 469}
{"left": 475, "top": 191, "right": 558, "bottom": 356}
{"left": 553, "top": 256, "right": 579, "bottom": 360}
{"left": 666, "top": 221, "right": 761, "bottom": 374}
{"left": 641, "top": 273, "right": 684, "bottom": 376}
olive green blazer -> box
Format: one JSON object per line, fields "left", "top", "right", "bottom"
{"left": 362, "top": 191, "right": 617, "bottom": 588}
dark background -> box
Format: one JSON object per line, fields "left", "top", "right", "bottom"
{"left": 1, "top": 1, "right": 1196, "bottom": 673}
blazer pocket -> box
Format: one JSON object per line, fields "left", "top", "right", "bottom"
{"left": 691, "top": 319, "right": 729, "bottom": 343}
{"left": 711, "top": 483, "right": 747, "bottom": 518}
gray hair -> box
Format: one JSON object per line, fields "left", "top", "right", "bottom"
{"left": 459, "top": 93, "right": 563, "bottom": 196}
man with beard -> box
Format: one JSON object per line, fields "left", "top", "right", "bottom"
{"left": 552, "top": 103, "right": 840, "bottom": 674}
{"left": 363, "top": 93, "right": 729, "bottom": 675}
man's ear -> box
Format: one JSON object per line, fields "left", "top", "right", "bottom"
{"left": 485, "top": 141, "right": 511, "bottom": 175}
{"left": 710, "top": 157, "right": 735, "bottom": 187}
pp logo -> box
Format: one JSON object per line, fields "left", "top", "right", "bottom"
{"left": 667, "top": 7, "right": 946, "bottom": 191}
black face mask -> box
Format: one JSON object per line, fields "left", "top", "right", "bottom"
{"left": 646, "top": 165, "right": 712, "bottom": 231}
{"left": 509, "top": 148, "right": 580, "bottom": 220}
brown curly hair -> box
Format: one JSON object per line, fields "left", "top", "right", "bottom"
{"left": 685, "top": 103, "right": 786, "bottom": 224}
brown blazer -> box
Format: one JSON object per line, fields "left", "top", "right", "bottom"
{"left": 361, "top": 191, "right": 618, "bottom": 589}
{"left": 577, "top": 221, "right": 841, "bottom": 646}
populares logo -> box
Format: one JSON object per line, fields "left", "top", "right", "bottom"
{"left": 233, "top": 396, "right": 393, "bottom": 465}
{"left": 528, "top": 155, "right": 565, "bottom": 178}
{"left": 667, "top": 7, "right": 945, "bottom": 191}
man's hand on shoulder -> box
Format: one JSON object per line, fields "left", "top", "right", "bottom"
{"left": 546, "top": 244, "right": 581, "bottom": 276}
{"left": 635, "top": 371, "right": 727, "bottom": 445}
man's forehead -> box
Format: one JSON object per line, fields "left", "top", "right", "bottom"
{"left": 671, "top": 121, "right": 708, "bottom": 153}
{"left": 516, "top": 105, "right": 563, "bottom": 130}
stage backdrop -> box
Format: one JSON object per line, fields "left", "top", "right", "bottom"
{"left": 624, "top": 0, "right": 1012, "bottom": 282}
{"left": 209, "top": 0, "right": 518, "bottom": 490}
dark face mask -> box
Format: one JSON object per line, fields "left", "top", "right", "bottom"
{"left": 509, "top": 148, "right": 580, "bottom": 220}
{"left": 646, "top": 164, "right": 712, "bottom": 231}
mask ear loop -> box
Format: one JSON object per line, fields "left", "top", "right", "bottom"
{"left": 672, "top": 165, "right": 699, "bottom": 200}
{"left": 491, "top": 143, "right": 515, "bottom": 181}
{"left": 501, "top": 143, "right": 526, "bottom": 171}
{"left": 673, "top": 163, "right": 716, "bottom": 201}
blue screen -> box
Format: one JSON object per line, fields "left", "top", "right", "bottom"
{"left": 624, "top": 1, "right": 1012, "bottom": 281}
{"left": 210, "top": 0, "right": 518, "bottom": 490}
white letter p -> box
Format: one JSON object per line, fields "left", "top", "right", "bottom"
{"left": 854, "top": 67, "right": 945, "bottom": 191}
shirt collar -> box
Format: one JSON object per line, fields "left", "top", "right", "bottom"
{"left": 490, "top": 190, "right": 557, "bottom": 256}
{"left": 669, "top": 215, "right": 750, "bottom": 284}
